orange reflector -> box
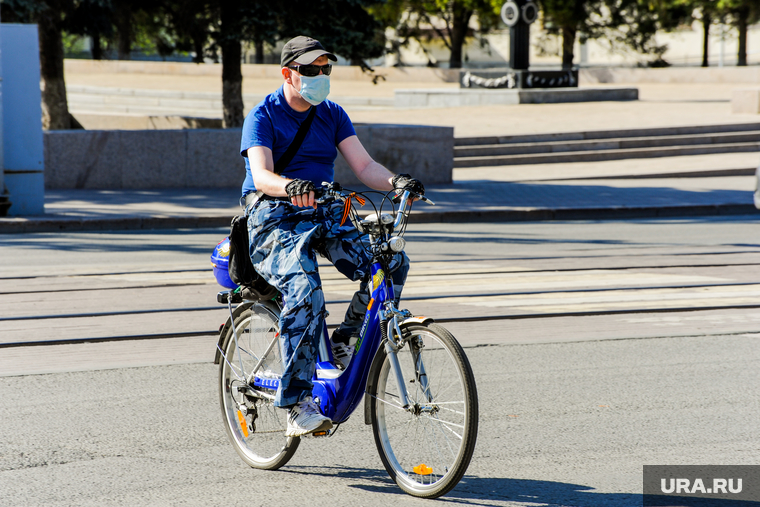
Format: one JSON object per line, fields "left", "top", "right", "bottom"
{"left": 312, "top": 430, "right": 329, "bottom": 437}
{"left": 237, "top": 410, "right": 249, "bottom": 438}
{"left": 413, "top": 464, "right": 433, "bottom": 475}
{"left": 367, "top": 298, "right": 374, "bottom": 311}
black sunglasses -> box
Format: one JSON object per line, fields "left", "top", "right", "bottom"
{"left": 288, "top": 64, "right": 332, "bottom": 77}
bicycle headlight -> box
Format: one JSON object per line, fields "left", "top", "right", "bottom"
{"left": 388, "top": 236, "right": 406, "bottom": 252}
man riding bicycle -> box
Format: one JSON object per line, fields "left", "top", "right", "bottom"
{"left": 240, "top": 35, "right": 424, "bottom": 438}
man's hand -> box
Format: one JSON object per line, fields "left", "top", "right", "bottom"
{"left": 392, "top": 173, "right": 425, "bottom": 196}
{"left": 285, "top": 178, "right": 317, "bottom": 208}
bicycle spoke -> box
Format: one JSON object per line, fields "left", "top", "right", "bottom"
{"left": 371, "top": 393, "right": 407, "bottom": 412}
{"left": 422, "top": 414, "right": 465, "bottom": 431}
{"left": 219, "top": 345, "right": 246, "bottom": 382}
{"left": 220, "top": 304, "right": 298, "bottom": 470}
{"left": 428, "top": 413, "right": 460, "bottom": 460}
{"left": 436, "top": 404, "right": 466, "bottom": 415}
{"left": 422, "top": 416, "right": 449, "bottom": 477}
{"left": 424, "top": 415, "right": 464, "bottom": 440}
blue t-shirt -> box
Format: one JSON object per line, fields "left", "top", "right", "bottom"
{"left": 240, "top": 86, "right": 356, "bottom": 196}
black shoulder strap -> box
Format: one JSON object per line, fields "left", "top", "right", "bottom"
{"left": 274, "top": 106, "right": 317, "bottom": 174}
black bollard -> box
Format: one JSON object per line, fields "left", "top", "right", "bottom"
{"left": 460, "top": 0, "right": 577, "bottom": 90}
{"left": 505, "top": 0, "right": 536, "bottom": 70}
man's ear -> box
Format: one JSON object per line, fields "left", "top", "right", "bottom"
{"left": 282, "top": 67, "right": 291, "bottom": 84}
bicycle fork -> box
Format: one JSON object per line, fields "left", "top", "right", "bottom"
{"left": 383, "top": 315, "right": 434, "bottom": 410}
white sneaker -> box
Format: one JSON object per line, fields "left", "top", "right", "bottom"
{"left": 286, "top": 397, "right": 333, "bottom": 437}
{"left": 332, "top": 341, "right": 354, "bottom": 370}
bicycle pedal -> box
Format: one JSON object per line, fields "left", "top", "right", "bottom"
{"left": 310, "top": 430, "right": 330, "bottom": 438}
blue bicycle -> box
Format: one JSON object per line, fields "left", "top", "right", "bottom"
{"left": 213, "top": 183, "right": 478, "bottom": 499}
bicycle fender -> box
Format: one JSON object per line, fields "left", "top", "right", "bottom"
{"left": 213, "top": 317, "right": 234, "bottom": 365}
{"left": 400, "top": 316, "right": 434, "bottom": 327}
{"left": 213, "top": 302, "right": 254, "bottom": 364}
{"left": 364, "top": 341, "right": 387, "bottom": 425}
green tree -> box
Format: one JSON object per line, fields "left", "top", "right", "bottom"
{"left": 2, "top": 0, "right": 73, "bottom": 129}
{"left": 204, "top": 0, "right": 282, "bottom": 127}
{"left": 279, "top": 0, "right": 387, "bottom": 69}
{"left": 214, "top": 0, "right": 388, "bottom": 127}
{"left": 541, "top": 0, "right": 692, "bottom": 68}
{"left": 65, "top": 0, "right": 113, "bottom": 59}
{"left": 670, "top": 0, "right": 720, "bottom": 67}
{"left": 110, "top": 0, "right": 174, "bottom": 60}
{"left": 218, "top": 0, "right": 242, "bottom": 127}
{"left": 698, "top": 1, "right": 714, "bottom": 67}
{"left": 164, "top": 0, "right": 214, "bottom": 63}
{"left": 607, "top": 0, "right": 686, "bottom": 65}
{"left": 668, "top": 0, "right": 757, "bottom": 67}
{"left": 374, "top": 0, "right": 502, "bottom": 69}
{"left": 540, "top": 0, "right": 601, "bottom": 69}
{"left": 239, "top": 0, "right": 277, "bottom": 64}
{"left": 718, "top": 0, "right": 760, "bottom": 66}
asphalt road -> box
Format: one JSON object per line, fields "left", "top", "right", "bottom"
{"left": 1, "top": 217, "right": 759, "bottom": 506}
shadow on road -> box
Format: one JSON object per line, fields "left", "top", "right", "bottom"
{"left": 281, "top": 465, "right": 644, "bottom": 505}
{"left": 429, "top": 180, "right": 754, "bottom": 210}
{"left": 447, "top": 476, "right": 640, "bottom": 506}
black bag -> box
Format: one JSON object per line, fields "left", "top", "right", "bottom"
{"left": 227, "top": 215, "right": 278, "bottom": 300}
{"left": 228, "top": 215, "right": 255, "bottom": 286}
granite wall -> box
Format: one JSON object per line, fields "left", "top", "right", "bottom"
{"left": 44, "top": 124, "right": 454, "bottom": 189}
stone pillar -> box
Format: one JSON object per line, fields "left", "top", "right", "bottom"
{"left": 0, "top": 18, "right": 7, "bottom": 216}
{"left": 732, "top": 88, "right": 760, "bottom": 114}
{"left": 1, "top": 24, "right": 45, "bottom": 216}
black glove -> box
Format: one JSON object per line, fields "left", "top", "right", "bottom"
{"left": 285, "top": 179, "right": 316, "bottom": 199}
{"left": 392, "top": 173, "right": 425, "bottom": 196}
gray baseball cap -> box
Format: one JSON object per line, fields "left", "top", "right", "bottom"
{"left": 281, "top": 36, "right": 337, "bottom": 67}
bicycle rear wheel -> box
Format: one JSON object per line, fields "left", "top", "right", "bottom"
{"left": 218, "top": 302, "right": 299, "bottom": 470}
{"left": 369, "top": 322, "right": 478, "bottom": 498}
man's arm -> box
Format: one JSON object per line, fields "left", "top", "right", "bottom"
{"left": 248, "top": 146, "right": 315, "bottom": 208}
{"left": 337, "top": 135, "right": 394, "bottom": 191}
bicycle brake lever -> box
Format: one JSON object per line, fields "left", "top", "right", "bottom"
{"left": 418, "top": 194, "right": 435, "bottom": 206}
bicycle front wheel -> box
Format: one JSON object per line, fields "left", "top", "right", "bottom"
{"left": 369, "top": 322, "right": 478, "bottom": 498}
{"left": 218, "top": 302, "right": 299, "bottom": 470}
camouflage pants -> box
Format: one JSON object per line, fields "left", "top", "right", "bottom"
{"left": 248, "top": 199, "right": 409, "bottom": 408}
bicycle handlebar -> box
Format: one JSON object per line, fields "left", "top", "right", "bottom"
{"left": 317, "top": 182, "right": 434, "bottom": 231}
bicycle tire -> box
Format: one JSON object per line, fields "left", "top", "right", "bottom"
{"left": 368, "top": 322, "right": 478, "bottom": 498}
{"left": 218, "top": 302, "right": 299, "bottom": 470}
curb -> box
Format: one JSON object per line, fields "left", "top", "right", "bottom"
{"left": 0, "top": 215, "right": 232, "bottom": 234}
{"left": 407, "top": 203, "right": 760, "bottom": 223}
{"left": 1, "top": 204, "right": 758, "bottom": 233}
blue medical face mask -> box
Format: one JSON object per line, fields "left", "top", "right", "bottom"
{"left": 294, "top": 74, "right": 330, "bottom": 105}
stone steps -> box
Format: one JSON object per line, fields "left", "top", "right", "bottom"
{"left": 456, "top": 132, "right": 760, "bottom": 157}
{"left": 66, "top": 85, "right": 393, "bottom": 119}
{"left": 454, "top": 123, "right": 760, "bottom": 146}
{"left": 456, "top": 142, "right": 760, "bottom": 167}
{"left": 454, "top": 123, "right": 760, "bottom": 167}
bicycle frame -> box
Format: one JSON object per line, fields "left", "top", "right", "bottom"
{"left": 312, "top": 258, "right": 395, "bottom": 423}
{"left": 242, "top": 258, "right": 397, "bottom": 424}
{"left": 221, "top": 188, "right": 427, "bottom": 425}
